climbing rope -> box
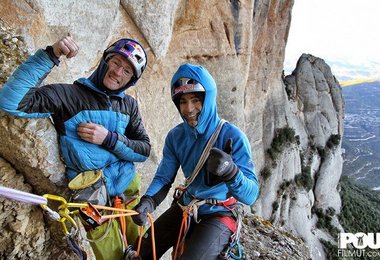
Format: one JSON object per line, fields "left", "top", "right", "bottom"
{"left": 0, "top": 185, "right": 48, "bottom": 205}
{"left": 173, "top": 207, "right": 191, "bottom": 260}
{"left": 114, "top": 196, "right": 129, "bottom": 249}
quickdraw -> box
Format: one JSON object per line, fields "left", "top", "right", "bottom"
{"left": 41, "top": 194, "right": 157, "bottom": 259}
{"left": 220, "top": 241, "right": 243, "bottom": 260}
{"left": 219, "top": 203, "right": 244, "bottom": 260}
{"left": 0, "top": 185, "right": 157, "bottom": 260}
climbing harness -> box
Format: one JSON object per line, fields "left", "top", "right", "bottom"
{"left": 0, "top": 185, "right": 157, "bottom": 260}
{"left": 219, "top": 203, "right": 244, "bottom": 260}
{"left": 172, "top": 196, "right": 241, "bottom": 259}
{"left": 170, "top": 119, "right": 245, "bottom": 259}
{"left": 173, "top": 197, "right": 244, "bottom": 260}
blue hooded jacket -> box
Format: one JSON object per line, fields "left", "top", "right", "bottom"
{"left": 0, "top": 49, "right": 150, "bottom": 197}
{"left": 146, "top": 64, "right": 259, "bottom": 215}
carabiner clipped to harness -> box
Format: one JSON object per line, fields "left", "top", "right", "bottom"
{"left": 173, "top": 185, "right": 186, "bottom": 201}
{"left": 220, "top": 240, "right": 242, "bottom": 260}
{"left": 123, "top": 244, "right": 140, "bottom": 260}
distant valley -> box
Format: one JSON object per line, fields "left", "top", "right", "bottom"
{"left": 342, "top": 81, "right": 380, "bottom": 190}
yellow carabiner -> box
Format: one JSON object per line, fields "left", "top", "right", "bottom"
{"left": 41, "top": 194, "right": 86, "bottom": 235}
{"left": 58, "top": 204, "right": 78, "bottom": 235}
{"left": 40, "top": 194, "right": 68, "bottom": 210}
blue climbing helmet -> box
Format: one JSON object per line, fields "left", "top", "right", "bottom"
{"left": 104, "top": 38, "right": 147, "bottom": 80}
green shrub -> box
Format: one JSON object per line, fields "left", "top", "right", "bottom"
{"left": 320, "top": 239, "right": 339, "bottom": 260}
{"left": 314, "top": 207, "right": 340, "bottom": 237}
{"left": 260, "top": 166, "right": 272, "bottom": 180}
{"left": 294, "top": 166, "right": 313, "bottom": 191}
{"left": 317, "top": 147, "right": 326, "bottom": 162}
{"left": 326, "top": 134, "right": 341, "bottom": 149}
{"left": 326, "top": 207, "right": 336, "bottom": 216}
{"left": 279, "top": 180, "right": 292, "bottom": 191}
{"left": 272, "top": 127, "right": 296, "bottom": 150}
{"left": 295, "top": 135, "right": 300, "bottom": 145}
{"left": 279, "top": 181, "right": 287, "bottom": 191}
{"left": 266, "top": 127, "right": 297, "bottom": 167}
{"left": 272, "top": 201, "right": 279, "bottom": 211}
{"left": 266, "top": 148, "right": 276, "bottom": 161}
{"left": 339, "top": 176, "right": 380, "bottom": 234}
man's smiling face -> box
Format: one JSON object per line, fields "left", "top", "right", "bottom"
{"left": 103, "top": 54, "right": 134, "bottom": 91}
{"left": 179, "top": 93, "right": 203, "bottom": 127}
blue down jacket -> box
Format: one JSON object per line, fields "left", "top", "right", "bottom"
{"left": 0, "top": 49, "right": 150, "bottom": 196}
{"left": 146, "top": 64, "right": 259, "bottom": 216}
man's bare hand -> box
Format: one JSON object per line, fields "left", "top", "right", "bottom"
{"left": 77, "top": 122, "right": 109, "bottom": 145}
{"left": 52, "top": 33, "right": 79, "bottom": 59}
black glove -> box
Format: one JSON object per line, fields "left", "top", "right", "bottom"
{"left": 132, "top": 195, "right": 156, "bottom": 226}
{"left": 206, "top": 139, "right": 238, "bottom": 181}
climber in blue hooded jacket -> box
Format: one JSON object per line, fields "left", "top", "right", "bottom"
{"left": 0, "top": 34, "right": 150, "bottom": 259}
{"left": 132, "top": 63, "right": 259, "bottom": 259}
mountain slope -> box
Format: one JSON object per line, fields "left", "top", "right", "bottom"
{"left": 342, "top": 81, "right": 380, "bottom": 190}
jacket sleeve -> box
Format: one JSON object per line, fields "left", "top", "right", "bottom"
{"left": 225, "top": 129, "right": 260, "bottom": 206}
{"left": 145, "top": 131, "right": 180, "bottom": 205}
{"left": 0, "top": 49, "right": 55, "bottom": 118}
{"left": 109, "top": 98, "right": 151, "bottom": 162}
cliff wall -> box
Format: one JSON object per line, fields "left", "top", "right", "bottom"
{"left": 0, "top": 1, "right": 344, "bottom": 259}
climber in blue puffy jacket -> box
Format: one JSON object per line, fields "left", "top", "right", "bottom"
{"left": 0, "top": 34, "right": 150, "bottom": 259}
{"left": 132, "top": 63, "right": 259, "bottom": 259}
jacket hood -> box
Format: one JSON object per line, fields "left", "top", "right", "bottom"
{"left": 87, "top": 56, "right": 138, "bottom": 95}
{"left": 171, "top": 64, "right": 219, "bottom": 135}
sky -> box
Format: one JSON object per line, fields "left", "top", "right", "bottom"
{"left": 284, "top": 0, "right": 380, "bottom": 81}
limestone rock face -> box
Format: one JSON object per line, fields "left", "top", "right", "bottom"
{"left": 0, "top": 158, "right": 45, "bottom": 259}
{"left": 0, "top": 0, "right": 345, "bottom": 259}
{"left": 0, "top": 158, "right": 76, "bottom": 260}
{"left": 120, "top": 0, "right": 179, "bottom": 58}
{"left": 259, "top": 54, "right": 344, "bottom": 259}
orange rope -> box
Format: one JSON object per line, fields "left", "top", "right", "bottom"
{"left": 92, "top": 202, "right": 157, "bottom": 259}
{"left": 100, "top": 212, "right": 138, "bottom": 219}
{"left": 173, "top": 209, "right": 189, "bottom": 260}
{"left": 148, "top": 214, "right": 157, "bottom": 260}
{"left": 135, "top": 214, "right": 156, "bottom": 260}
{"left": 136, "top": 226, "right": 144, "bottom": 255}
{"left": 114, "top": 196, "right": 128, "bottom": 248}
{"left": 95, "top": 204, "right": 137, "bottom": 212}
